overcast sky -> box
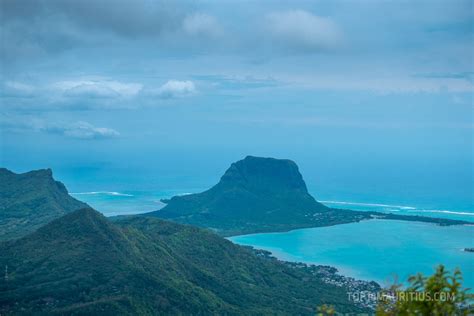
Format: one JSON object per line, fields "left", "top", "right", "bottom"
{"left": 0, "top": 0, "right": 473, "bottom": 205}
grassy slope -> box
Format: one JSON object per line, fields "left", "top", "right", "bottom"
{"left": 0, "top": 208, "right": 367, "bottom": 315}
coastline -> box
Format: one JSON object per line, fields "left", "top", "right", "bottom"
{"left": 245, "top": 247, "right": 382, "bottom": 311}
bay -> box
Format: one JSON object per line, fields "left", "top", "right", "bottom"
{"left": 229, "top": 220, "right": 474, "bottom": 289}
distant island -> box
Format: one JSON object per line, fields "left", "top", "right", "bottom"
{"left": 145, "top": 156, "right": 471, "bottom": 236}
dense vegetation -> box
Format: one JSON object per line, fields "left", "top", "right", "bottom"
{"left": 0, "top": 168, "right": 88, "bottom": 241}
{"left": 376, "top": 265, "right": 473, "bottom": 315}
{"left": 146, "top": 156, "right": 470, "bottom": 236}
{"left": 0, "top": 208, "right": 368, "bottom": 315}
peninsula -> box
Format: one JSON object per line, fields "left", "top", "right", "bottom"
{"left": 145, "top": 156, "right": 471, "bottom": 236}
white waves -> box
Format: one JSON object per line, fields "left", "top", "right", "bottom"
{"left": 70, "top": 191, "right": 134, "bottom": 197}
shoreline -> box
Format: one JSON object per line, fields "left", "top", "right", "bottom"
{"left": 245, "top": 247, "right": 382, "bottom": 311}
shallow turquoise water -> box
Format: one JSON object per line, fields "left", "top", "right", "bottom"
{"left": 229, "top": 220, "right": 474, "bottom": 289}
{"left": 69, "top": 190, "right": 185, "bottom": 216}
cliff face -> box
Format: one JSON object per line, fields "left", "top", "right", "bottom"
{"left": 146, "top": 156, "right": 343, "bottom": 235}
{"left": 217, "top": 156, "right": 310, "bottom": 194}
{"left": 0, "top": 168, "right": 88, "bottom": 241}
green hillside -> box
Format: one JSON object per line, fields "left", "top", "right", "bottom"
{"left": 0, "top": 168, "right": 88, "bottom": 241}
{"left": 0, "top": 208, "right": 368, "bottom": 315}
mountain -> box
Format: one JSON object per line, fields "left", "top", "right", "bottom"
{"left": 146, "top": 156, "right": 470, "bottom": 235}
{"left": 146, "top": 156, "right": 370, "bottom": 235}
{"left": 0, "top": 208, "right": 368, "bottom": 315}
{"left": 0, "top": 168, "right": 88, "bottom": 241}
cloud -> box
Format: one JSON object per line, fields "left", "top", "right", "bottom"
{"left": 153, "top": 80, "right": 196, "bottom": 98}
{"left": 49, "top": 0, "right": 187, "bottom": 38}
{"left": 0, "top": 114, "right": 120, "bottom": 139}
{"left": 265, "top": 10, "right": 342, "bottom": 52}
{"left": 0, "top": 78, "right": 202, "bottom": 111}
{"left": 193, "top": 75, "right": 280, "bottom": 91}
{"left": 1, "top": 1, "right": 472, "bottom": 98}
{"left": 45, "top": 121, "right": 120, "bottom": 139}
{"left": 54, "top": 79, "right": 143, "bottom": 98}
{"left": 0, "top": 0, "right": 190, "bottom": 63}
{"left": 1, "top": 81, "right": 37, "bottom": 97}
{"left": 1, "top": 0, "right": 186, "bottom": 37}
{"left": 182, "top": 13, "right": 222, "bottom": 38}
{"left": 0, "top": 78, "right": 146, "bottom": 111}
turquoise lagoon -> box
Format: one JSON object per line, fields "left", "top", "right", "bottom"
{"left": 229, "top": 220, "right": 474, "bottom": 289}
{"left": 69, "top": 190, "right": 179, "bottom": 216}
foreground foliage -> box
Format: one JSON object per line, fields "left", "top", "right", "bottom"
{"left": 376, "top": 265, "right": 473, "bottom": 316}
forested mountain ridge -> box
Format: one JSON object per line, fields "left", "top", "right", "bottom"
{"left": 0, "top": 168, "right": 88, "bottom": 241}
{"left": 0, "top": 207, "right": 368, "bottom": 315}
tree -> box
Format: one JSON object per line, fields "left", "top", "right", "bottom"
{"left": 317, "top": 304, "right": 336, "bottom": 316}
{"left": 376, "top": 265, "right": 473, "bottom": 316}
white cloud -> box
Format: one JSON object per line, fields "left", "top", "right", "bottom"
{"left": 50, "top": 121, "right": 120, "bottom": 139}
{"left": 154, "top": 80, "right": 196, "bottom": 98}
{"left": 63, "top": 83, "right": 120, "bottom": 98}
{"left": 0, "top": 77, "right": 202, "bottom": 111}
{"left": 54, "top": 79, "right": 143, "bottom": 98}
{"left": 0, "top": 114, "right": 120, "bottom": 139}
{"left": 182, "top": 13, "right": 222, "bottom": 38}
{"left": 265, "top": 10, "right": 342, "bottom": 52}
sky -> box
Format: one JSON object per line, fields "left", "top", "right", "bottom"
{"left": 0, "top": 0, "right": 473, "bottom": 208}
